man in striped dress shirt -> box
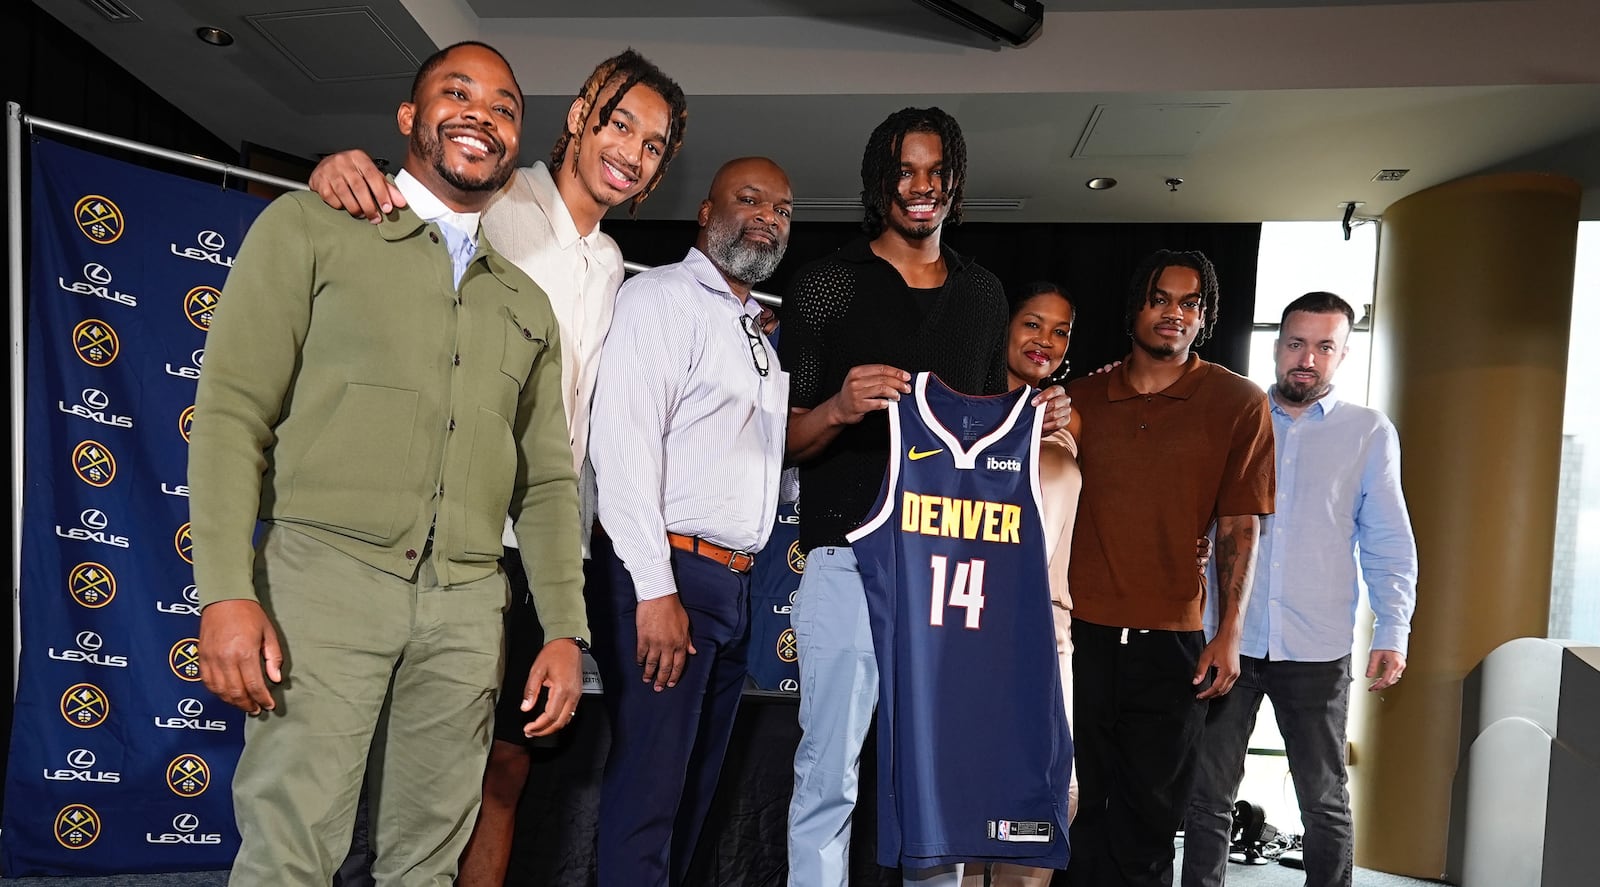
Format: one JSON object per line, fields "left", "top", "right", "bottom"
{"left": 587, "top": 156, "right": 794, "bottom": 887}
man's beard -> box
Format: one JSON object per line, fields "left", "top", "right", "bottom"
{"left": 706, "top": 214, "right": 785, "bottom": 285}
{"left": 1277, "top": 373, "right": 1330, "bottom": 404}
{"left": 415, "top": 123, "right": 512, "bottom": 194}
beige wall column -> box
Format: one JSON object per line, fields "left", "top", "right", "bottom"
{"left": 1357, "top": 173, "right": 1581, "bottom": 878}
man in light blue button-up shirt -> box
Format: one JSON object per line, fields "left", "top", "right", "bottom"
{"left": 1184, "top": 291, "right": 1418, "bottom": 887}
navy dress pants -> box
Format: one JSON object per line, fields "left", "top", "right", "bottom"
{"left": 587, "top": 531, "right": 751, "bottom": 887}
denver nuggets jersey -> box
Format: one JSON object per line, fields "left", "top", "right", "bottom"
{"left": 847, "top": 373, "right": 1071, "bottom": 870}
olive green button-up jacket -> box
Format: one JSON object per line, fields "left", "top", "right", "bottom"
{"left": 188, "top": 189, "right": 587, "bottom": 642}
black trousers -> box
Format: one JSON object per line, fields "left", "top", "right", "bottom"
{"left": 1065, "top": 619, "right": 1209, "bottom": 887}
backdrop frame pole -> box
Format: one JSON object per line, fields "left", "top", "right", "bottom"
{"left": 8, "top": 102, "right": 25, "bottom": 695}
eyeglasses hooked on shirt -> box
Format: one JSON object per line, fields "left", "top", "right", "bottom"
{"left": 740, "top": 313, "right": 770, "bottom": 378}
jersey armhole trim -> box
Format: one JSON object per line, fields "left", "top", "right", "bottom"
{"left": 846, "top": 396, "right": 902, "bottom": 543}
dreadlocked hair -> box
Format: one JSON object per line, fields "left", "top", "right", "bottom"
{"left": 859, "top": 107, "right": 967, "bottom": 237}
{"left": 1123, "top": 249, "right": 1222, "bottom": 347}
{"left": 411, "top": 41, "right": 521, "bottom": 104}
{"left": 549, "top": 48, "right": 687, "bottom": 216}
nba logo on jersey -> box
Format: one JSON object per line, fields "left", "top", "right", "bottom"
{"left": 849, "top": 373, "right": 1071, "bottom": 870}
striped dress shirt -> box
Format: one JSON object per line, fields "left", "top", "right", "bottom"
{"left": 589, "top": 248, "right": 789, "bottom": 601}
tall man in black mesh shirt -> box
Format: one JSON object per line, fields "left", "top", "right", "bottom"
{"left": 780, "top": 107, "right": 1070, "bottom": 887}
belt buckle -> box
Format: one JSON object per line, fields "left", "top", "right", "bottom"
{"left": 726, "top": 550, "right": 755, "bottom": 573}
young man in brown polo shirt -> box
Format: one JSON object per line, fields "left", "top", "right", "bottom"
{"left": 1063, "top": 249, "right": 1275, "bottom": 887}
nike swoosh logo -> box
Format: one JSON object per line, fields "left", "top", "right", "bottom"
{"left": 908, "top": 447, "right": 944, "bottom": 461}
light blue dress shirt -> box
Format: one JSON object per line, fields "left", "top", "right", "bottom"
{"left": 1206, "top": 387, "right": 1418, "bottom": 661}
{"left": 392, "top": 169, "right": 480, "bottom": 288}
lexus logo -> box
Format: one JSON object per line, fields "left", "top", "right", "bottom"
{"left": 75, "top": 631, "right": 103, "bottom": 651}
{"left": 81, "top": 389, "right": 110, "bottom": 410}
{"left": 177, "top": 698, "right": 205, "bottom": 717}
{"left": 67, "top": 749, "right": 97, "bottom": 769}
{"left": 196, "top": 231, "right": 226, "bottom": 251}
{"left": 183, "top": 585, "right": 199, "bottom": 604}
{"left": 172, "top": 813, "right": 199, "bottom": 833}
{"left": 83, "top": 263, "right": 113, "bottom": 285}
{"left": 80, "top": 509, "right": 109, "bottom": 530}
{"left": 192, "top": 348, "right": 206, "bottom": 367}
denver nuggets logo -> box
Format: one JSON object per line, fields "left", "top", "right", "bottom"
{"left": 72, "top": 319, "right": 119, "bottom": 367}
{"left": 55, "top": 804, "right": 101, "bottom": 849}
{"left": 787, "top": 540, "right": 806, "bottom": 575}
{"left": 174, "top": 522, "right": 193, "bottom": 564}
{"left": 68, "top": 562, "right": 117, "bottom": 608}
{"left": 178, "top": 405, "right": 195, "bottom": 442}
{"left": 776, "top": 628, "right": 798, "bottom": 663}
{"left": 169, "top": 637, "right": 202, "bottom": 681}
{"left": 72, "top": 440, "right": 116, "bottom": 487}
{"left": 74, "top": 195, "right": 124, "bottom": 244}
{"left": 166, "top": 754, "right": 211, "bottom": 797}
{"left": 60, "top": 683, "right": 110, "bottom": 728}
{"left": 184, "top": 285, "right": 221, "bottom": 330}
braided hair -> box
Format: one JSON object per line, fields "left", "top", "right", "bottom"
{"left": 1123, "top": 249, "right": 1221, "bottom": 347}
{"left": 859, "top": 107, "right": 967, "bottom": 237}
{"left": 549, "top": 48, "right": 687, "bottom": 216}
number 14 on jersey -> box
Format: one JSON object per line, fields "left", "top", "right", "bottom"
{"left": 929, "top": 555, "right": 987, "bottom": 629}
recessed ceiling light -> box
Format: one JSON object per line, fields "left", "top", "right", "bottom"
{"left": 1085, "top": 177, "right": 1117, "bottom": 191}
{"left": 196, "top": 26, "right": 234, "bottom": 47}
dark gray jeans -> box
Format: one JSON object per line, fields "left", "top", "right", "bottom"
{"left": 1181, "top": 654, "right": 1354, "bottom": 887}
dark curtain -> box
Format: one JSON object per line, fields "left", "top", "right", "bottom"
{"left": 606, "top": 219, "right": 1262, "bottom": 378}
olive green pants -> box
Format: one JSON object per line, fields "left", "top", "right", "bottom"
{"left": 228, "top": 525, "right": 507, "bottom": 886}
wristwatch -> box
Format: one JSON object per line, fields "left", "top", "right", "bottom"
{"left": 565, "top": 636, "right": 591, "bottom": 653}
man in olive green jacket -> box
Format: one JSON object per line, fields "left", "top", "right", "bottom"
{"left": 189, "top": 41, "right": 586, "bottom": 886}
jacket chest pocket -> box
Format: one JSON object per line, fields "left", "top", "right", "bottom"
{"left": 500, "top": 305, "right": 547, "bottom": 388}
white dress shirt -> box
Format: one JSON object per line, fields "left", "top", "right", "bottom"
{"left": 393, "top": 169, "right": 481, "bottom": 279}
{"left": 590, "top": 248, "right": 790, "bottom": 601}
{"left": 483, "top": 162, "right": 625, "bottom": 549}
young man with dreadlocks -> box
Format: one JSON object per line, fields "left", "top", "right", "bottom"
{"left": 779, "top": 107, "right": 1070, "bottom": 887}
{"left": 1062, "top": 250, "right": 1275, "bottom": 887}
{"left": 307, "top": 48, "right": 687, "bottom": 887}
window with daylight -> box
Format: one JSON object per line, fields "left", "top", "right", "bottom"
{"left": 1550, "top": 222, "right": 1600, "bottom": 644}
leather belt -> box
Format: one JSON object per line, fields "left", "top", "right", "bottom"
{"left": 667, "top": 532, "right": 755, "bottom": 574}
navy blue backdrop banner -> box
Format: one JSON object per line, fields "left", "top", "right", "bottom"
{"left": 4, "top": 136, "right": 268, "bottom": 875}
{"left": 748, "top": 499, "right": 802, "bottom": 694}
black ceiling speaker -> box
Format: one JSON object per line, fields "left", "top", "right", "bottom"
{"left": 913, "top": 0, "right": 1044, "bottom": 46}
